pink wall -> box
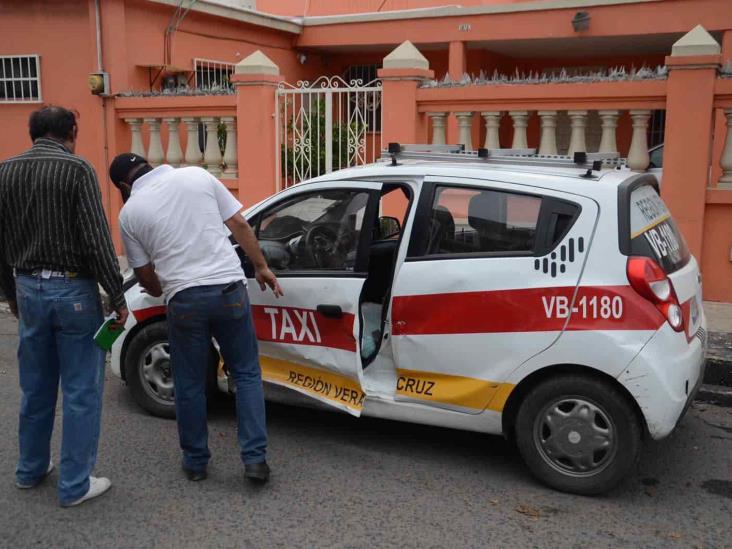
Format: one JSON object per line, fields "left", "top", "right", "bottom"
{"left": 0, "top": 1, "right": 112, "bottom": 212}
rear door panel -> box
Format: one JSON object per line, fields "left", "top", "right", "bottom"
{"left": 390, "top": 176, "right": 599, "bottom": 414}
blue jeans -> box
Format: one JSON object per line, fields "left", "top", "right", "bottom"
{"left": 14, "top": 275, "right": 106, "bottom": 505}
{"left": 167, "top": 281, "right": 267, "bottom": 470}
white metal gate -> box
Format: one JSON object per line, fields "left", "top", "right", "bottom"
{"left": 276, "top": 76, "right": 382, "bottom": 189}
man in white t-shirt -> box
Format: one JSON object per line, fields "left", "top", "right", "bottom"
{"left": 110, "top": 153, "right": 282, "bottom": 484}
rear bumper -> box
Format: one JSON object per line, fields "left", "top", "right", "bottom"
{"left": 618, "top": 322, "right": 707, "bottom": 440}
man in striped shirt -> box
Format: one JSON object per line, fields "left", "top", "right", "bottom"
{"left": 0, "top": 106, "right": 127, "bottom": 507}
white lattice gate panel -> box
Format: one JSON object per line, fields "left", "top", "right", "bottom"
{"left": 276, "top": 76, "right": 382, "bottom": 189}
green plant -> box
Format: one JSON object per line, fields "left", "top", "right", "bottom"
{"left": 281, "top": 99, "right": 366, "bottom": 180}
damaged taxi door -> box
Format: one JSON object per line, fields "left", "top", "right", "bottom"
{"left": 244, "top": 182, "right": 382, "bottom": 416}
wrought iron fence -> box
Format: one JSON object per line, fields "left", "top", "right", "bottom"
{"left": 276, "top": 75, "right": 382, "bottom": 189}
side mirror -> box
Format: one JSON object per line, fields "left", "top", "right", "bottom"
{"left": 378, "top": 216, "right": 401, "bottom": 240}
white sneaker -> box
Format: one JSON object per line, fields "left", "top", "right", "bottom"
{"left": 16, "top": 461, "right": 54, "bottom": 489}
{"left": 61, "top": 477, "right": 112, "bottom": 507}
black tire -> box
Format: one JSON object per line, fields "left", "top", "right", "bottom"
{"left": 514, "top": 373, "right": 642, "bottom": 495}
{"left": 124, "top": 321, "right": 219, "bottom": 419}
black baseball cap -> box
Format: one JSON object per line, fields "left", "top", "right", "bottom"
{"left": 109, "top": 153, "right": 149, "bottom": 185}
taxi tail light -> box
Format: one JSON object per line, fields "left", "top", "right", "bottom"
{"left": 627, "top": 256, "right": 684, "bottom": 332}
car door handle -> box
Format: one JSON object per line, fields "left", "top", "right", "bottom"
{"left": 317, "top": 304, "right": 343, "bottom": 319}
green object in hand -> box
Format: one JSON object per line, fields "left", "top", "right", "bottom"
{"left": 94, "top": 315, "right": 125, "bottom": 351}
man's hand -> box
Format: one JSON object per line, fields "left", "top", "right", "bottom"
{"left": 8, "top": 299, "right": 18, "bottom": 319}
{"left": 112, "top": 306, "right": 129, "bottom": 330}
{"left": 255, "top": 267, "right": 283, "bottom": 298}
{"left": 225, "top": 211, "right": 283, "bottom": 298}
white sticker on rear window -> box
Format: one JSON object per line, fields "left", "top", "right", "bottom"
{"left": 630, "top": 185, "right": 670, "bottom": 238}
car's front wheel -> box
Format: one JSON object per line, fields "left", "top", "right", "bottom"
{"left": 124, "top": 321, "right": 218, "bottom": 419}
{"left": 514, "top": 373, "right": 642, "bottom": 495}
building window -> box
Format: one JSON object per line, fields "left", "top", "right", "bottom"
{"left": 0, "top": 55, "right": 41, "bottom": 103}
{"left": 193, "top": 58, "right": 235, "bottom": 91}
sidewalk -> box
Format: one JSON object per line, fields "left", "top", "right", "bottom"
{"left": 701, "top": 301, "right": 732, "bottom": 405}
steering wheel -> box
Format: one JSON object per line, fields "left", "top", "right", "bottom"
{"left": 303, "top": 224, "right": 340, "bottom": 268}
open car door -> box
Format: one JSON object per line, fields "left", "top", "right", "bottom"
{"left": 244, "top": 182, "right": 383, "bottom": 416}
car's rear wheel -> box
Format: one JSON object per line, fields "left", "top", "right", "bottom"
{"left": 124, "top": 321, "right": 218, "bottom": 419}
{"left": 514, "top": 374, "right": 641, "bottom": 495}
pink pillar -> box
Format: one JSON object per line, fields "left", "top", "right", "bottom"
{"left": 231, "top": 72, "right": 283, "bottom": 206}
{"left": 378, "top": 67, "right": 434, "bottom": 146}
{"left": 447, "top": 41, "right": 467, "bottom": 145}
{"left": 662, "top": 54, "right": 720, "bottom": 259}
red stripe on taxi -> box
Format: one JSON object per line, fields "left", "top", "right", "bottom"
{"left": 252, "top": 305, "right": 357, "bottom": 352}
{"left": 391, "top": 286, "right": 665, "bottom": 336}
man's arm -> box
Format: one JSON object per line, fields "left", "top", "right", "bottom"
{"left": 119, "top": 213, "right": 162, "bottom": 298}
{"left": 0, "top": 259, "right": 16, "bottom": 318}
{"left": 224, "top": 211, "right": 283, "bottom": 297}
{"left": 133, "top": 263, "right": 163, "bottom": 297}
{"left": 75, "top": 162, "right": 128, "bottom": 325}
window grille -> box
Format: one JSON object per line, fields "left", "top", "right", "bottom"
{"left": 193, "top": 58, "right": 235, "bottom": 90}
{"left": 0, "top": 55, "right": 41, "bottom": 103}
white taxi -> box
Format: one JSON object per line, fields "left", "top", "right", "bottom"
{"left": 111, "top": 144, "right": 706, "bottom": 495}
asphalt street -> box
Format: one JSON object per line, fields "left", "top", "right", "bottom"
{"left": 0, "top": 309, "right": 730, "bottom": 549}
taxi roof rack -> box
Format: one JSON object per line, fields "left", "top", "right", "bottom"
{"left": 383, "top": 142, "right": 623, "bottom": 174}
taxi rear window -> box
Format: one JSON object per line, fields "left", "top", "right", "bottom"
{"left": 627, "top": 184, "right": 690, "bottom": 273}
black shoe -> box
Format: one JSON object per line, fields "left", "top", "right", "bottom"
{"left": 244, "top": 462, "right": 270, "bottom": 484}
{"left": 182, "top": 466, "right": 207, "bottom": 482}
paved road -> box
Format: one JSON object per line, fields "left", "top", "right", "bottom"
{"left": 0, "top": 310, "right": 730, "bottom": 548}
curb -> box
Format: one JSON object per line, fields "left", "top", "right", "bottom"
{"left": 696, "top": 384, "right": 732, "bottom": 407}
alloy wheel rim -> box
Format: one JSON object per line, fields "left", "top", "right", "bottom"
{"left": 139, "top": 342, "right": 174, "bottom": 405}
{"left": 533, "top": 397, "right": 616, "bottom": 477}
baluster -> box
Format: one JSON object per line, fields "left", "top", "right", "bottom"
{"left": 719, "top": 109, "right": 732, "bottom": 189}
{"left": 164, "top": 118, "right": 183, "bottom": 167}
{"left": 481, "top": 111, "right": 502, "bottom": 149}
{"left": 567, "top": 110, "right": 588, "bottom": 156}
{"left": 538, "top": 111, "right": 558, "bottom": 155}
{"left": 222, "top": 116, "right": 238, "bottom": 179}
{"left": 125, "top": 118, "right": 145, "bottom": 157}
{"left": 598, "top": 110, "right": 620, "bottom": 153}
{"left": 454, "top": 112, "right": 474, "bottom": 151}
{"left": 202, "top": 117, "right": 223, "bottom": 176}
{"left": 144, "top": 118, "right": 164, "bottom": 167}
{"left": 182, "top": 117, "right": 203, "bottom": 166}
{"left": 427, "top": 112, "right": 447, "bottom": 145}
{"left": 627, "top": 110, "right": 651, "bottom": 171}
{"left": 509, "top": 111, "right": 529, "bottom": 149}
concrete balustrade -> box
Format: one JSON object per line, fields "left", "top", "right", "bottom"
{"left": 481, "top": 111, "right": 502, "bottom": 149}
{"left": 537, "top": 111, "right": 558, "bottom": 155}
{"left": 509, "top": 111, "right": 529, "bottom": 149}
{"left": 222, "top": 117, "right": 238, "bottom": 178}
{"left": 598, "top": 110, "right": 620, "bottom": 153}
{"left": 719, "top": 109, "right": 732, "bottom": 189}
{"left": 627, "top": 110, "right": 651, "bottom": 171}
{"left": 143, "top": 118, "right": 164, "bottom": 167}
{"left": 567, "top": 110, "right": 588, "bottom": 157}
{"left": 125, "top": 118, "right": 145, "bottom": 158}
{"left": 455, "top": 111, "right": 474, "bottom": 151}
{"left": 122, "top": 116, "right": 238, "bottom": 179}
{"left": 427, "top": 112, "right": 447, "bottom": 145}
{"left": 163, "top": 118, "right": 183, "bottom": 167}
{"left": 424, "top": 108, "right": 654, "bottom": 169}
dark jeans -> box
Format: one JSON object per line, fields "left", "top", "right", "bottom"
{"left": 14, "top": 275, "right": 105, "bottom": 505}
{"left": 167, "top": 281, "right": 267, "bottom": 470}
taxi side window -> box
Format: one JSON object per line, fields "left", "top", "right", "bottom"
{"left": 256, "top": 190, "right": 370, "bottom": 273}
{"left": 423, "top": 186, "right": 542, "bottom": 256}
